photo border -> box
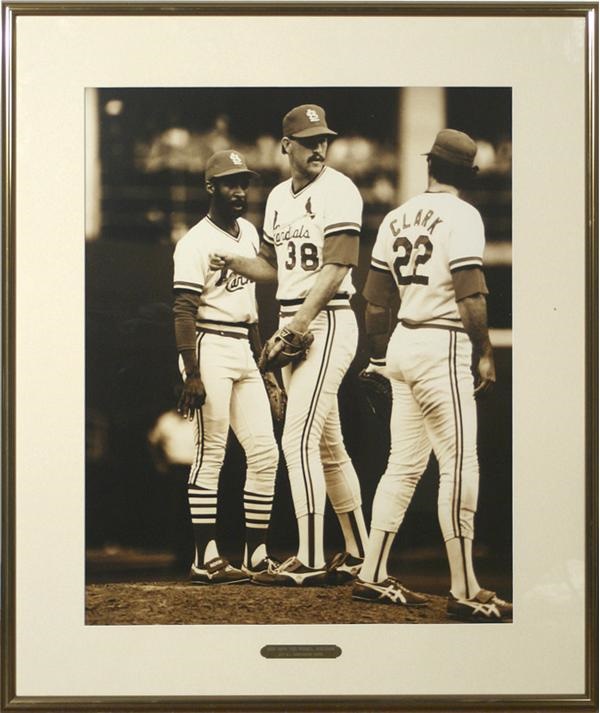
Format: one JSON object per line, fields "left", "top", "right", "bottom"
{"left": 2, "top": 2, "right": 598, "bottom": 711}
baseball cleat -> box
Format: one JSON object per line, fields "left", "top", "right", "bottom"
{"left": 327, "top": 551, "right": 364, "bottom": 583}
{"left": 352, "top": 577, "right": 428, "bottom": 606}
{"left": 251, "top": 556, "right": 329, "bottom": 586}
{"left": 189, "top": 557, "right": 249, "bottom": 585}
{"left": 447, "top": 589, "right": 512, "bottom": 622}
{"left": 241, "top": 556, "right": 281, "bottom": 576}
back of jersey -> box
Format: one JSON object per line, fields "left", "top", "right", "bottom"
{"left": 370, "top": 192, "right": 485, "bottom": 328}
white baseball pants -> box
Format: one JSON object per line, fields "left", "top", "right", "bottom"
{"left": 280, "top": 309, "right": 362, "bottom": 518}
{"left": 184, "top": 333, "right": 279, "bottom": 495}
{"left": 371, "top": 324, "right": 479, "bottom": 542}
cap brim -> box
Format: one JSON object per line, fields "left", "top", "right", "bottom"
{"left": 288, "top": 127, "right": 338, "bottom": 138}
{"left": 422, "top": 150, "right": 477, "bottom": 169}
{"left": 209, "top": 168, "right": 258, "bottom": 179}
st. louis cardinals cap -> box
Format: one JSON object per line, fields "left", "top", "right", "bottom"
{"left": 205, "top": 150, "right": 258, "bottom": 181}
{"left": 424, "top": 129, "right": 478, "bottom": 168}
{"left": 282, "top": 104, "right": 338, "bottom": 138}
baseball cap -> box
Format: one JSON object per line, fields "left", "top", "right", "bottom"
{"left": 282, "top": 104, "right": 338, "bottom": 138}
{"left": 424, "top": 129, "right": 478, "bottom": 168}
{"left": 205, "top": 150, "right": 257, "bottom": 181}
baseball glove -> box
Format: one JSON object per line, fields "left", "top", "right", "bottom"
{"left": 358, "top": 368, "right": 392, "bottom": 423}
{"left": 262, "top": 371, "right": 287, "bottom": 424}
{"left": 258, "top": 326, "right": 314, "bottom": 372}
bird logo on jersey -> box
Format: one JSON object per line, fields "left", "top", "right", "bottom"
{"left": 229, "top": 151, "right": 243, "bottom": 166}
{"left": 305, "top": 197, "right": 315, "bottom": 219}
{"left": 306, "top": 108, "right": 320, "bottom": 122}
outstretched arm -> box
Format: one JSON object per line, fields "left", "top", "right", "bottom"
{"left": 209, "top": 242, "right": 277, "bottom": 283}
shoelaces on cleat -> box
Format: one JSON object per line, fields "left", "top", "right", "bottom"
{"left": 275, "top": 556, "right": 297, "bottom": 572}
{"left": 266, "top": 558, "right": 280, "bottom": 573}
{"left": 387, "top": 576, "right": 407, "bottom": 590}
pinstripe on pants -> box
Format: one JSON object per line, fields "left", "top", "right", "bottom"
{"left": 371, "top": 324, "right": 479, "bottom": 541}
{"left": 280, "top": 309, "right": 362, "bottom": 520}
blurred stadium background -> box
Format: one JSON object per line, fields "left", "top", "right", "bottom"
{"left": 85, "top": 87, "right": 512, "bottom": 597}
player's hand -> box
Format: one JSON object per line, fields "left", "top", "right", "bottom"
{"left": 474, "top": 351, "right": 496, "bottom": 398}
{"left": 266, "top": 315, "right": 310, "bottom": 363}
{"left": 177, "top": 374, "right": 206, "bottom": 420}
{"left": 209, "top": 251, "right": 235, "bottom": 271}
{"left": 260, "top": 333, "right": 284, "bottom": 367}
{"left": 358, "top": 366, "right": 392, "bottom": 423}
{"left": 258, "top": 327, "right": 314, "bottom": 372}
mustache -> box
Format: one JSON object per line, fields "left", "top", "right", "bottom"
{"left": 309, "top": 153, "right": 324, "bottom": 162}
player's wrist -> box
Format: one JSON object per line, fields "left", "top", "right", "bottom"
{"left": 288, "top": 316, "right": 311, "bottom": 333}
{"left": 473, "top": 340, "right": 493, "bottom": 359}
{"left": 226, "top": 254, "right": 239, "bottom": 270}
{"left": 369, "top": 356, "right": 386, "bottom": 368}
{"left": 365, "top": 357, "right": 387, "bottom": 376}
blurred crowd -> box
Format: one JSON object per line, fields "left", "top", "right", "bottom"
{"left": 133, "top": 114, "right": 512, "bottom": 209}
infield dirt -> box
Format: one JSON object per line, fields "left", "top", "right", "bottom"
{"left": 86, "top": 580, "right": 457, "bottom": 626}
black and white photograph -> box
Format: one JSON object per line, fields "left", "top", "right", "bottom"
{"left": 3, "top": 4, "right": 596, "bottom": 710}
{"left": 85, "top": 86, "right": 514, "bottom": 626}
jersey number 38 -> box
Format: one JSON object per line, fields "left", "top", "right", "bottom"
{"left": 285, "top": 241, "right": 319, "bottom": 272}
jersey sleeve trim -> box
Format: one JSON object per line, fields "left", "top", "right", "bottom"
{"left": 324, "top": 222, "right": 361, "bottom": 236}
{"left": 262, "top": 230, "right": 275, "bottom": 245}
{"left": 449, "top": 256, "right": 483, "bottom": 271}
{"left": 370, "top": 357, "right": 387, "bottom": 368}
{"left": 173, "top": 280, "right": 204, "bottom": 294}
{"left": 370, "top": 256, "right": 391, "bottom": 273}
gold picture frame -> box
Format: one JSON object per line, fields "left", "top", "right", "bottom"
{"left": 2, "top": 2, "right": 597, "bottom": 710}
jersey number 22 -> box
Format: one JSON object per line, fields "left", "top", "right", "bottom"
{"left": 393, "top": 235, "right": 433, "bottom": 285}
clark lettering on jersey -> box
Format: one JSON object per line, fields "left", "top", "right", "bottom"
{"left": 391, "top": 208, "right": 443, "bottom": 235}
{"left": 369, "top": 192, "right": 485, "bottom": 328}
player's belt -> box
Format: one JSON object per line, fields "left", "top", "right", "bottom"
{"left": 279, "top": 292, "right": 351, "bottom": 317}
{"left": 195, "top": 319, "right": 251, "bottom": 339}
{"left": 399, "top": 318, "right": 466, "bottom": 333}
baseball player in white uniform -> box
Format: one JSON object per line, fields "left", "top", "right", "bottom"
{"left": 173, "top": 150, "right": 280, "bottom": 584}
{"left": 209, "top": 105, "right": 368, "bottom": 585}
{"left": 353, "top": 129, "right": 512, "bottom": 621}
